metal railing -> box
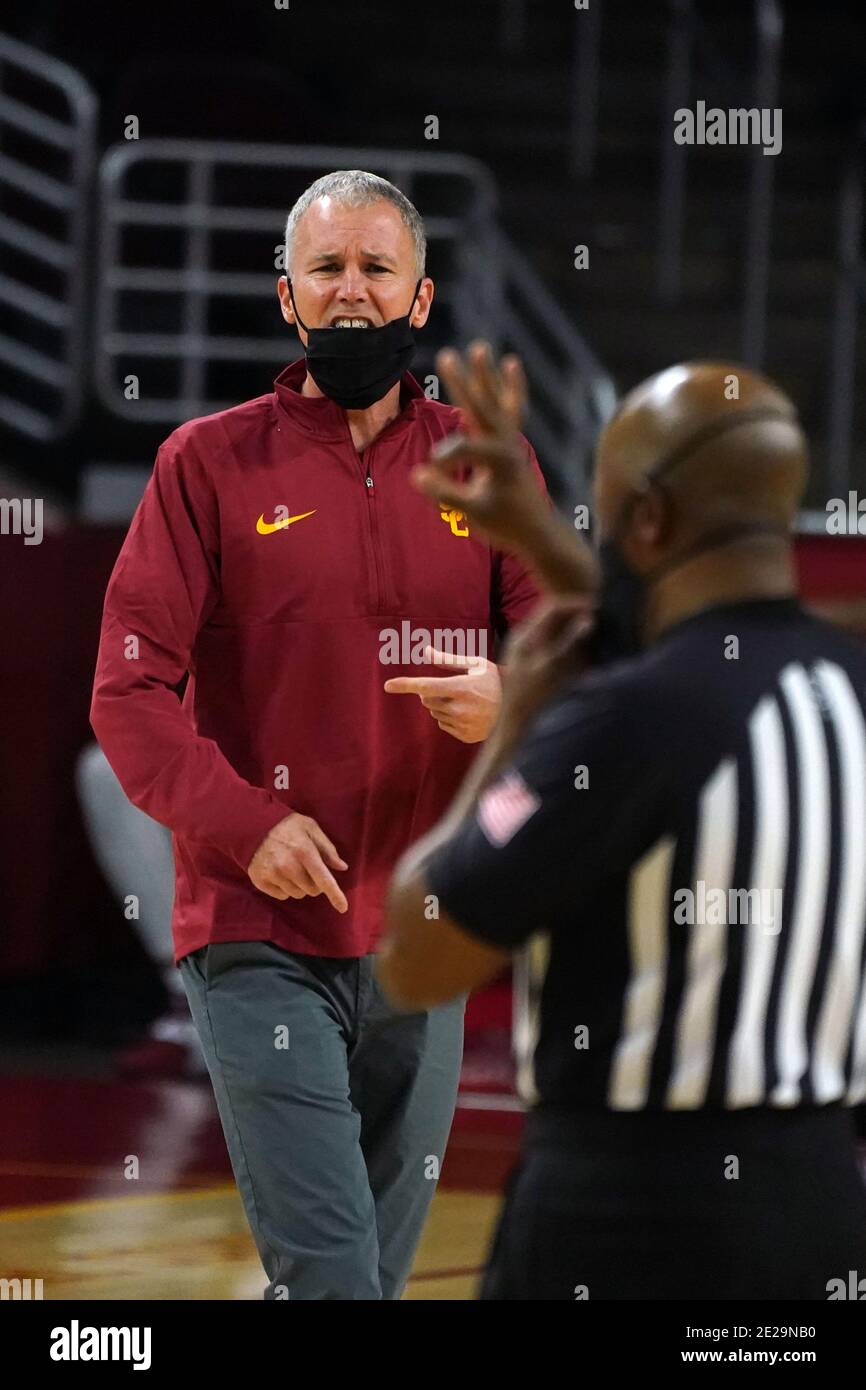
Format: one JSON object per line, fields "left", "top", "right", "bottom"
{"left": 570, "top": 0, "right": 603, "bottom": 181}
{"left": 95, "top": 140, "right": 500, "bottom": 422}
{"left": 96, "top": 139, "right": 613, "bottom": 501}
{"left": 0, "top": 28, "right": 614, "bottom": 498}
{"left": 565, "top": 0, "right": 785, "bottom": 368}
{"left": 825, "top": 123, "right": 866, "bottom": 497}
{"left": 0, "top": 32, "right": 97, "bottom": 441}
{"left": 656, "top": 0, "right": 784, "bottom": 367}
{"left": 741, "top": 0, "right": 783, "bottom": 366}
{"left": 488, "top": 223, "right": 616, "bottom": 504}
{"left": 657, "top": 0, "right": 696, "bottom": 303}
{"left": 499, "top": 0, "right": 529, "bottom": 57}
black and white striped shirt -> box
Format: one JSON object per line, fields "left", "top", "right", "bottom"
{"left": 426, "top": 597, "right": 866, "bottom": 1111}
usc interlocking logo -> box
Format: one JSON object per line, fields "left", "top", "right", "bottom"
{"left": 439, "top": 506, "right": 469, "bottom": 537}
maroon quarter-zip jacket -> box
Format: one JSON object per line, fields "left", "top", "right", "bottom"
{"left": 90, "top": 359, "right": 546, "bottom": 962}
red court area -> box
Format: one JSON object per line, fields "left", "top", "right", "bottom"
{"left": 0, "top": 1073, "right": 523, "bottom": 1211}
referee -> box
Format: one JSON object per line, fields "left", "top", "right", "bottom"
{"left": 380, "top": 347, "right": 866, "bottom": 1300}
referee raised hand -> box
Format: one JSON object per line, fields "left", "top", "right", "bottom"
{"left": 413, "top": 341, "right": 598, "bottom": 594}
{"left": 379, "top": 350, "right": 866, "bottom": 1300}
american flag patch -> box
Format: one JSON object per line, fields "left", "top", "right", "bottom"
{"left": 477, "top": 770, "right": 542, "bottom": 847}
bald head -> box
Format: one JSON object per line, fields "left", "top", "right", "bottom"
{"left": 595, "top": 362, "right": 808, "bottom": 545}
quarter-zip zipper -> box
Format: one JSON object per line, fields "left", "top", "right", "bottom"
{"left": 361, "top": 450, "right": 387, "bottom": 613}
{"left": 355, "top": 450, "right": 389, "bottom": 614}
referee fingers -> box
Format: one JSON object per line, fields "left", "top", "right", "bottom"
{"left": 437, "top": 342, "right": 526, "bottom": 436}
{"left": 465, "top": 340, "right": 524, "bottom": 431}
{"left": 436, "top": 346, "right": 500, "bottom": 435}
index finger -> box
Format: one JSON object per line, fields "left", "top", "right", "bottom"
{"left": 383, "top": 674, "right": 468, "bottom": 696}
{"left": 299, "top": 846, "right": 348, "bottom": 913}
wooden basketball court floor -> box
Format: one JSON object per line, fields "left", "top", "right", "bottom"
{"left": 0, "top": 1072, "right": 522, "bottom": 1301}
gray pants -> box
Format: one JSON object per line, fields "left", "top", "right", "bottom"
{"left": 179, "top": 941, "right": 465, "bottom": 1300}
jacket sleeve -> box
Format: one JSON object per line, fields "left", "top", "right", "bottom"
{"left": 491, "top": 438, "right": 550, "bottom": 636}
{"left": 89, "top": 436, "right": 288, "bottom": 873}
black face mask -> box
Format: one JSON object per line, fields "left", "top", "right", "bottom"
{"left": 591, "top": 537, "right": 647, "bottom": 665}
{"left": 287, "top": 278, "right": 422, "bottom": 410}
{"left": 590, "top": 405, "right": 799, "bottom": 665}
{"left": 592, "top": 519, "right": 791, "bottom": 665}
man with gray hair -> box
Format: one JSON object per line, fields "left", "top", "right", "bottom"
{"left": 91, "top": 169, "right": 547, "bottom": 1298}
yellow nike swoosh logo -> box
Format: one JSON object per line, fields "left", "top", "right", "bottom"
{"left": 256, "top": 510, "right": 317, "bottom": 535}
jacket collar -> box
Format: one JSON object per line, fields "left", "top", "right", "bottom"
{"left": 273, "top": 357, "right": 426, "bottom": 442}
